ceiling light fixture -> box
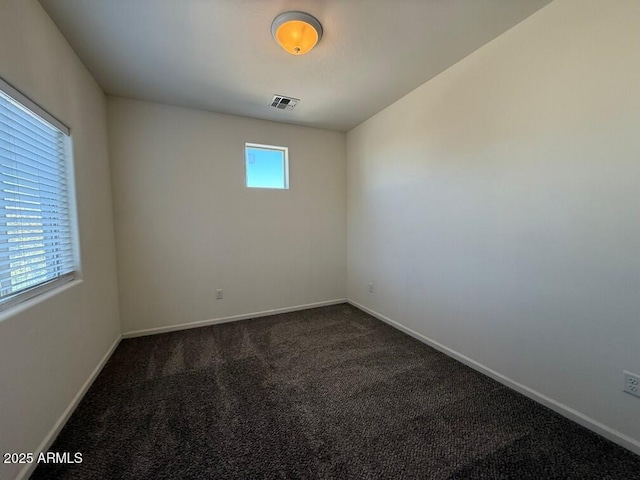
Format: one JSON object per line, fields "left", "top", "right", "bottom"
{"left": 271, "top": 11, "right": 323, "bottom": 56}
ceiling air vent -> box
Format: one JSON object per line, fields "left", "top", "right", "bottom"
{"left": 270, "top": 95, "right": 299, "bottom": 111}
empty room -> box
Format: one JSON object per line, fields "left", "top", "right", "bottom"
{"left": 1, "top": 0, "right": 639, "bottom": 478}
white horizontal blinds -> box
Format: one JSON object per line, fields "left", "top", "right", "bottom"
{"left": 0, "top": 88, "right": 74, "bottom": 304}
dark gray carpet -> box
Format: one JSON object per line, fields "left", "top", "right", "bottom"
{"left": 32, "top": 304, "right": 640, "bottom": 479}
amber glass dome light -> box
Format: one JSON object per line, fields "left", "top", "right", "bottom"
{"left": 271, "top": 11, "right": 323, "bottom": 55}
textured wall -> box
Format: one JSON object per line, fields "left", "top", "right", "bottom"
{"left": 108, "top": 98, "right": 347, "bottom": 333}
{"left": 347, "top": 0, "right": 640, "bottom": 451}
{"left": 0, "top": 1, "right": 121, "bottom": 479}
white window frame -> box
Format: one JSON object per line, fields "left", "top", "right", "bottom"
{"left": 244, "top": 143, "right": 289, "bottom": 190}
{"left": 0, "top": 77, "right": 80, "bottom": 312}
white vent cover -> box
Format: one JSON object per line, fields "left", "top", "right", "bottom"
{"left": 270, "top": 95, "right": 299, "bottom": 111}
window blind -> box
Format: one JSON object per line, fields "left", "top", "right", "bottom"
{"left": 0, "top": 82, "right": 75, "bottom": 308}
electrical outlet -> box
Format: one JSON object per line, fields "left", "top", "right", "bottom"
{"left": 368, "top": 282, "right": 374, "bottom": 293}
{"left": 216, "top": 289, "right": 223, "bottom": 300}
{"left": 623, "top": 371, "right": 640, "bottom": 398}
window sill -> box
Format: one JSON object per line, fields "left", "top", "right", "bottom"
{"left": 0, "top": 277, "right": 83, "bottom": 323}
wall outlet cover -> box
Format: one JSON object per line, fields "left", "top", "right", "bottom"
{"left": 623, "top": 371, "right": 640, "bottom": 398}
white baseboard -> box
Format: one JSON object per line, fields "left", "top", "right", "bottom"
{"left": 348, "top": 299, "right": 640, "bottom": 457}
{"left": 16, "top": 334, "right": 122, "bottom": 480}
{"left": 122, "top": 299, "right": 348, "bottom": 338}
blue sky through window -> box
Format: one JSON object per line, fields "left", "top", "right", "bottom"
{"left": 245, "top": 145, "right": 287, "bottom": 189}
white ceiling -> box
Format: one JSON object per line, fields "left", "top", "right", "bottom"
{"left": 39, "top": 0, "right": 552, "bottom": 132}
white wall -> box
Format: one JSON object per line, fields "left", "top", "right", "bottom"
{"left": 347, "top": 0, "right": 640, "bottom": 452}
{"left": 107, "top": 98, "right": 346, "bottom": 334}
{"left": 0, "top": 1, "right": 121, "bottom": 479}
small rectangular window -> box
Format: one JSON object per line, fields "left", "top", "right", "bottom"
{"left": 245, "top": 143, "right": 289, "bottom": 189}
{"left": 0, "top": 78, "right": 77, "bottom": 310}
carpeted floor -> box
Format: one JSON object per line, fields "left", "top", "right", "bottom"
{"left": 33, "top": 303, "right": 640, "bottom": 479}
